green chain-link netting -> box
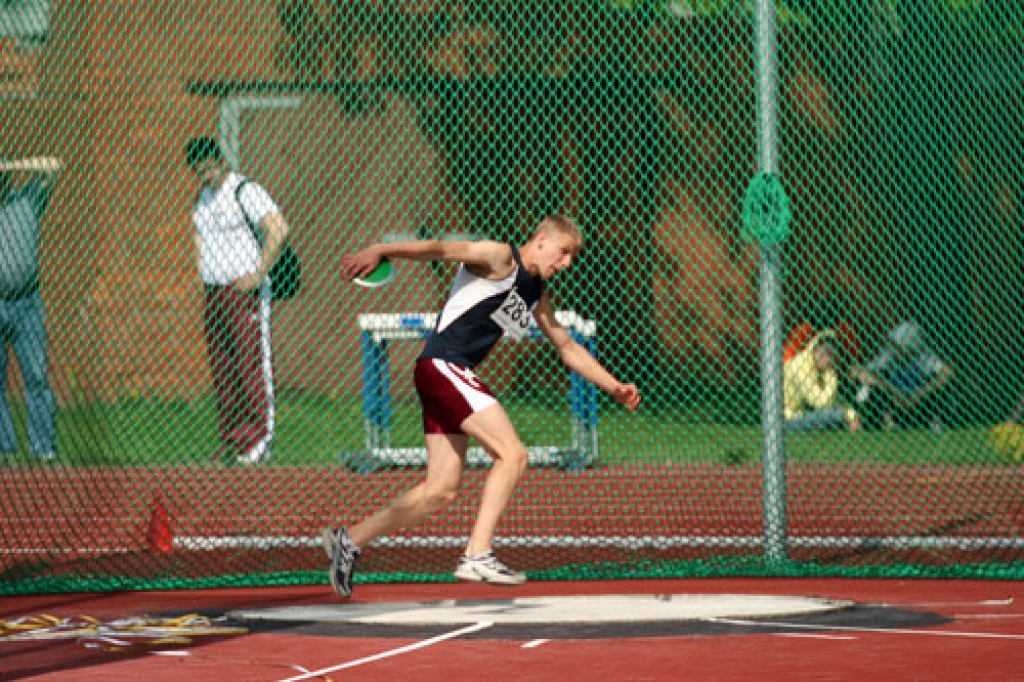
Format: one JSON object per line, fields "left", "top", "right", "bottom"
{"left": 1, "top": 0, "right": 1022, "bottom": 594}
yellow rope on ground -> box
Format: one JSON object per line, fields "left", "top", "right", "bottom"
{"left": 0, "top": 613, "right": 247, "bottom": 648}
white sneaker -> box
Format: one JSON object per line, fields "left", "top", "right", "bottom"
{"left": 454, "top": 551, "right": 526, "bottom": 586}
{"left": 237, "top": 441, "right": 269, "bottom": 465}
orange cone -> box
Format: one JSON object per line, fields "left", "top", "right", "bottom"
{"left": 146, "top": 495, "right": 173, "bottom": 553}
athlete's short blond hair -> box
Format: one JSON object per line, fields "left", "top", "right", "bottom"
{"left": 533, "top": 214, "right": 584, "bottom": 251}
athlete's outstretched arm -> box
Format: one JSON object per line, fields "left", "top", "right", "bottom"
{"left": 340, "top": 239, "right": 513, "bottom": 282}
{"left": 533, "top": 294, "right": 641, "bottom": 411}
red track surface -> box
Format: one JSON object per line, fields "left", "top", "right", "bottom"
{"left": 3, "top": 578, "right": 1024, "bottom": 681}
{"left": 2, "top": 463, "right": 1023, "bottom": 581}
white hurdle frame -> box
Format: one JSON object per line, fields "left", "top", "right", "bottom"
{"left": 356, "top": 311, "right": 599, "bottom": 469}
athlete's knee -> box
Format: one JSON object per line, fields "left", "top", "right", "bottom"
{"left": 495, "top": 444, "right": 529, "bottom": 474}
{"left": 423, "top": 485, "right": 459, "bottom": 512}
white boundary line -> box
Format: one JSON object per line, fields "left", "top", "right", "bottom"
{"left": 774, "top": 633, "right": 857, "bottom": 640}
{"left": 7, "top": 534, "right": 1024, "bottom": 555}
{"left": 522, "top": 639, "right": 551, "bottom": 648}
{"left": 709, "top": 617, "right": 1024, "bottom": 640}
{"left": 165, "top": 534, "right": 1024, "bottom": 551}
{"left": 276, "top": 621, "right": 493, "bottom": 681}
{"left": 901, "top": 599, "right": 1014, "bottom": 607}
{"left": 0, "top": 548, "right": 137, "bottom": 556}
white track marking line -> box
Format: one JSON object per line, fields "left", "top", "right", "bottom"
{"left": 522, "top": 639, "right": 550, "bottom": 648}
{"left": 896, "top": 598, "right": 1014, "bottom": 607}
{"left": 774, "top": 633, "right": 857, "bottom": 640}
{"left": 158, "top": 534, "right": 1024, "bottom": 551}
{"left": 277, "top": 621, "right": 493, "bottom": 681}
{"left": 709, "top": 618, "right": 1024, "bottom": 640}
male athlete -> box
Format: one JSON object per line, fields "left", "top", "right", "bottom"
{"left": 323, "top": 214, "right": 641, "bottom": 596}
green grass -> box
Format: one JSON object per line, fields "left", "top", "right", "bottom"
{"left": 595, "top": 413, "right": 1004, "bottom": 466}
{"left": 0, "top": 395, "right": 1011, "bottom": 467}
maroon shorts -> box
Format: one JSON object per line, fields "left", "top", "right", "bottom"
{"left": 414, "top": 358, "right": 497, "bottom": 435}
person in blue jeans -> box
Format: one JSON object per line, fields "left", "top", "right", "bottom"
{"left": 0, "top": 156, "right": 63, "bottom": 462}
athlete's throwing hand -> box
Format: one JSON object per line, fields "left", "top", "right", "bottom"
{"left": 612, "top": 383, "right": 641, "bottom": 411}
{"left": 340, "top": 247, "right": 380, "bottom": 282}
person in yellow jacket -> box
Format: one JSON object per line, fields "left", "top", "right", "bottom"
{"left": 784, "top": 330, "right": 861, "bottom": 432}
{"left": 989, "top": 395, "right": 1024, "bottom": 461}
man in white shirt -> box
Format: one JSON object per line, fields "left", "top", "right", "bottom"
{"left": 186, "top": 137, "right": 291, "bottom": 465}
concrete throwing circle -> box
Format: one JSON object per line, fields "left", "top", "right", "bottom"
{"left": 230, "top": 594, "right": 850, "bottom": 626}
{"left": 224, "top": 595, "right": 949, "bottom": 640}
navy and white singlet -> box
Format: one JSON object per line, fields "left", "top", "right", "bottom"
{"left": 419, "top": 245, "right": 545, "bottom": 369}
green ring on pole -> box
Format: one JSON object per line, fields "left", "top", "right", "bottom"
{"left": 741, "top": 172, "right": 792, "bottom": 246}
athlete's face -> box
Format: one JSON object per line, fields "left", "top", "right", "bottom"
{"left": 536, "top": 231, "right": 580, "bottom": 279}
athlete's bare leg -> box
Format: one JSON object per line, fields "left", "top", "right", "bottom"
{"left": 348, "top": 433, "right": 467, "bottom": 548}
{"left": 459, "top": 403, "right": 529, "bottom": 555}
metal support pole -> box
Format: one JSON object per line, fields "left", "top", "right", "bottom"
{"left": 754, "top": 0, "right": 787, "bottom": 564}
{"left": 218, "top": 95, "right": 303, "bottom": 169}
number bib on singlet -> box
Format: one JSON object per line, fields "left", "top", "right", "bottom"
{"left": 490, "top": 287, "right": 533, "bottom": 339}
